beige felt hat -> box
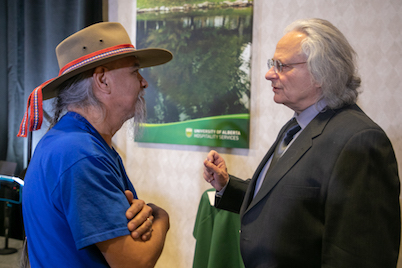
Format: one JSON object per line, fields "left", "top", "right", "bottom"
{"left": 44, "top": 21, "right": 173, "bottom": 100}
{"left": 18, "top": 22, "right": 172, "bottom": 137}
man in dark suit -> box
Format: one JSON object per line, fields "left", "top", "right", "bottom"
{"left": 203, "top": 18, "right": 400, "bottom": 268}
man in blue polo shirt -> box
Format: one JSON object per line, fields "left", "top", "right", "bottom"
{"left": 21, "top": 22, "right": 173, "bottom": 267}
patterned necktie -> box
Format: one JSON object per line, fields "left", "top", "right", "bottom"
{"left": 269, "top": 118, "right": 301, "bottom": 171}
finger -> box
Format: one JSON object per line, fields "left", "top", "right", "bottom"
{"left": 204, "top": 176, "right": 214, "bottom": 184}
{"left": 211, "top": 150, "right": 222, "bottom": 162}
{"left": 125, "top": 190, "right": 134, "bottom": 204}
{"left": 203, "top": 169, "right": 214, "bottom": 183}
{"left": 147, "top": 215, "right": 154, "bottom": 224}
{"left": 125, "top": 199, "right": 146, "bottom": 220}
{"left": 204, "top": 160, "right": 221, "bottom": 176}
{"left": 130, "top": 215, "right": 154, "bottom": 240}
{"left": 203, "top": 158, "right": 216, "bottom": 169}
{"left": 127, "top": 207, "right": 153, "bottom": 231}
{"left": 141, "top": 229, "right": 153, "bottom": 241}
{"left": 206, "top": 150, "right": 214, "bottom": 162}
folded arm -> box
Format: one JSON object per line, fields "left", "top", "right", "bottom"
{"left": 97, "top": 201, "right": 169, "bottom": 268}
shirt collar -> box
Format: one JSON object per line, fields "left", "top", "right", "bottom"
{"left": 294, "top": 99, "right": 327, "bottom": 129}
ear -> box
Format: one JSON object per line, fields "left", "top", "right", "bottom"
{"left": 310, "top": 76, "right": 322, "bottom": 90}
{"left": 93, "top": 66, "right": 111, "bottom": 94}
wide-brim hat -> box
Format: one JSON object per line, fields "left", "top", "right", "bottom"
{"left": 18, "top": 22, "right": 173, "bottom": 137}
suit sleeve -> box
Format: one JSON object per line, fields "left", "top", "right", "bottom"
{"left": 323, "top": 128, "right": 401, "bottom": 268}
{"left": 215, "top": 175, "right": 250, "bottom": 214}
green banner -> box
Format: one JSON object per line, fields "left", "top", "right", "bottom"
{"left": 136, "top": 1, "right": 252, "bottom": 148}
{"left": 135, "top": 114, "right": 249, "bottom": 148}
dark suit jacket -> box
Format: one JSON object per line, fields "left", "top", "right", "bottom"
{"left": 216, "top": 104, "right": 401, "bottom": 268}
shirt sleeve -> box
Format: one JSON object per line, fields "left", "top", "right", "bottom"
{"left": 52, "top": 155, "right": 132, "bottom": 250}
{"left": 215, "top": 175, "right": 250, "bottom": 214}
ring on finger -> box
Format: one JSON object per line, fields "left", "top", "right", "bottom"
{"left": 147, "top": 217, "right": 153, "bottom": 224}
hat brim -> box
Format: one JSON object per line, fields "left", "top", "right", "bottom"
{"left": 42, "top": 48, "right": 172, "bottom": 100}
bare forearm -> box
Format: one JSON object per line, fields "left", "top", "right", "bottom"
{"left": 98, "top": 206, "right": 170, "bottom": 268}
{"left": 142, "top": 216, "right": 170, "bottom": 266}
{"left": 126, "top": 209, "right": 170, "bottom": 267}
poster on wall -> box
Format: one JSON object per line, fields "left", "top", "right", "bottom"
{"left": 135, "top": 0, "right": 253, "bottom": 148}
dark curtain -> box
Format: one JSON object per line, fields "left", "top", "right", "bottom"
{"left": 0, "top": 0, "right": 103, "bottom": 239}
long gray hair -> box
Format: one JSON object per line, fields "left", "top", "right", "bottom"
{"left": 285, "top": 18, "right": 361, "bottom": 109}
{"left": 49, "top": 69, "right": 103, "bottom": 128}
{"left": 49, "top": 67, "right": 147, "bottom": 137}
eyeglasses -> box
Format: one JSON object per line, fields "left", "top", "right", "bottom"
{"left": 267, "top": 59, "right": 307, "bottom": 73}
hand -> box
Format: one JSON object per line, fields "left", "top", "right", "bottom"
{"left": 125, "top": 190, "right": 154, "bottom": 241}
{"left": 147, "top": 203, "right": 170, "bottom": 231}
{"left": 203, "top": 150, "right": 229, "bottom": 191}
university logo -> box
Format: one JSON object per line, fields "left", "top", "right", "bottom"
{"left": 185, "top": 128, "right": 193, "bottom": 138}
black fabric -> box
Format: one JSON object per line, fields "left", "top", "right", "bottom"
{"left": 283, "top": 121, "right": 301, "bottom": 145}
{"left": 0, "top": 0, "right": 103, "bottom": 240}
{"left": 215, "top": 175, "right": 250, "bottom": 214}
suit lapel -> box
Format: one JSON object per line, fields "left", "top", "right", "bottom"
{"left": 240, "top": 120, "right": 294, "bottom": 215}
{"left": 241, "top": 109, "right": 336, "bottom": 217}
{"left": 240, "top": 142, "right": 276, "bottom": 215}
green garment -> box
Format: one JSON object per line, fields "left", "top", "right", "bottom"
{"left": 193, "top": 189, "right": 245, "bottom": 268}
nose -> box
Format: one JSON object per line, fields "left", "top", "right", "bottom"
{"left": 265, "top": 67, "right": 278, "bottom": 81}
{"left": 139, "top": 73, "right": 148, "bottom": 89}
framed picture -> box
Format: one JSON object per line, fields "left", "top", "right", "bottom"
{"left": 135, "top": 1, "right": 253, "bottom": 148}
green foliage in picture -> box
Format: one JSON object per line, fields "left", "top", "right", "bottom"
{"left": 135, "top": 1, "right": 252, "bottom": 148}
{"left": 137, "top": 0, "right": 248, "bottom": 9}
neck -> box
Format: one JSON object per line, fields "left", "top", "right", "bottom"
{"left": 68, "top": 106, "right": 124, "bottom": 147}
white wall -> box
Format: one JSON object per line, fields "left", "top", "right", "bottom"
{"left": 109, "top": 0, "right": 402, "bottom": 267}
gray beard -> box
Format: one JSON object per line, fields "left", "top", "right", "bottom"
{"left": 130, "top": 91, "right": 146, "bottom": 138}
